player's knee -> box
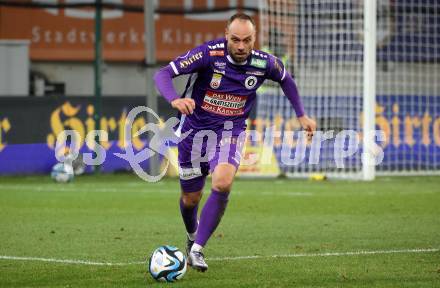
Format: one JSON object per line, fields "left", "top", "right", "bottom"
{"left": 212, "top": 163, "right": 236, "bottom": 193}
{"left": 212, "top": 177, "right": 233, "bottom": 193}
{"left": 181, "top": 192, "right": 202, "bottom": 207}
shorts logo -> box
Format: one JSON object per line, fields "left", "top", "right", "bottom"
{"left": 244, "top": 76, "right": 257, "bottom": 89}
{"left": 209, "top": 50, "right": 225, "bottom": 57}
{"left": 201, "top": 90, "right": 246, "bottom": 116}
{"left": 179, "top": 167, "right": 202, "bottom": 180}
{"left": 250, "top": 58, "right": 267, "bottom": 69}
{"left": 210, "top": 73, "right": 222, "bottom": 89}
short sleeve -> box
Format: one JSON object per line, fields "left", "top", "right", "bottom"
{"left": 169, "top": 45, "right": 209, "bottom": 76}
{"left": 266, "top": 55, "right": 286, "bottom": 83}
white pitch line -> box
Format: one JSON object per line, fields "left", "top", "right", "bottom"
{"left": 260, "top": 191, "right": 314, "bottom": 197}
{"left": 0, "top": 185, "right": 174, "bottom": 194}
{"left": 207, "top": 248, "right": 440, "bottom": 261}
{"left": 0, "top": 248, "right": 438, "bottom": 266}
{"left": 0, "top": 256, "right": 143, "bottom": 266}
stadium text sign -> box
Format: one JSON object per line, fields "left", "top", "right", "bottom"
{"left": 0, "top": 0, "right": 258, "bottom": 61}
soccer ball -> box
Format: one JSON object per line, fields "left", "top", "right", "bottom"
{"left": 51, "top": 162, "right": 74, "bottom": 183}
{"left": 148, "top": 245, "right": 187, "bottom": 282}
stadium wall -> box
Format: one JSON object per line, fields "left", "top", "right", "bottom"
{"left": 29, "top": 62, "right": 191, "bottom": 96}
{"left": 0, "top": 96, "right": 174, "bottom": 175}
{"left": 0, "top": 1, "right": 258, "bottom": 96}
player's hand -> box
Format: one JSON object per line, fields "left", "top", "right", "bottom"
{"left": 171, "top": 98, "right": 196, "bottom": 115}
{"left": 298, "top": 115, "right": 316, "bottom": 141}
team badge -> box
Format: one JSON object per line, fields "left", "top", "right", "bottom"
{"left": 244, "top": 76, "right": 257, "bottom": 89}
{"left": 210, "top": 73, "right": 222, "bottom": 89}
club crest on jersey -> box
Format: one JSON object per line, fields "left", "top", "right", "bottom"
{"left": 244, "top": 76, "right": 257, "bottom": 89}
{"left": 250, "top": 58, "right": 267, "bottom": 69}
{"left": 210, "top": 73, "right": 222, "bottom": 89}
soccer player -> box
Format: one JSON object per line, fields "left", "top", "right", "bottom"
{"left": 154, "top": 13, "right": 316, "bottom": 272}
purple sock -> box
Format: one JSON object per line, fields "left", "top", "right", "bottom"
{"left": 179, "top": 198, "right": 198, "bottom": 234}
{"left": 195, "top": 189, "right": 229, "bottom": 247}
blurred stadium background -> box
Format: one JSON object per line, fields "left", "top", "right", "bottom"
{"left": 0, "top": 1, "right": 439, "bottom": 287}
{"left": 0, "top": 0, "right": 438, "bottom": 179}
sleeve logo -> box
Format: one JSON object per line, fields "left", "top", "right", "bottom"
{"left": 274, "top": 58, "right": 283, "bottom": 74}
{"left": 179, "top": 51, "right": 203, "bottom": 69}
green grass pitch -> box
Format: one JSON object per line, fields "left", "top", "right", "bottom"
{"left": 0, "top": 174, "right": 439, "bottom": 287}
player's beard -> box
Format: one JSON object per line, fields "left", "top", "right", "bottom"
{"left": 227, "top": 43, "right": 250, "bottom": 63}
{"left": 229, "top": 50, "right": 250, "bottom": 63}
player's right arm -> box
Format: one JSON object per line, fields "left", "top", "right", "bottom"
{"left": 153, "top": 45, "right": 209, "bottom": 115}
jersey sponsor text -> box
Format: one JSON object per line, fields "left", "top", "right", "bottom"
{"left": 201, "top": 90, "right": 246, "bottom": 116}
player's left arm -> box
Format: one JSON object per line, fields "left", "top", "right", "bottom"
{"left": 267, "top": 55, "right": 316, "bottom": 140}
{"left": 281, "top": 72, "right": 316, "bottom": 140}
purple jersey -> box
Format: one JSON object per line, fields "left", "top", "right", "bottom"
{"left": 153, "top": 37, "right": 305, "bottom": 191}
{"left": 169, "top": 38, "right": 287, "bottom": 133}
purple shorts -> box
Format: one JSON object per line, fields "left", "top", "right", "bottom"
{"left": 178, "top": 129, "right": 245, "bottom": 192}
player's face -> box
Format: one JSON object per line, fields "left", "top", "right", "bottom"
{"left": 225, "top": 20, "right": 256, "bottom": 63}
